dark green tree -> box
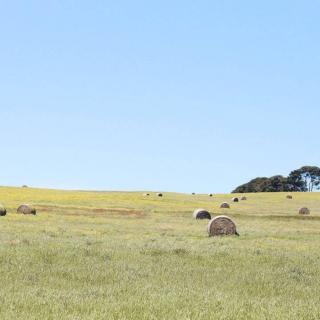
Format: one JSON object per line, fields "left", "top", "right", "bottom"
{"left": 287, "top": 166, "right": 320, "bottom": 192}
{"left": 232, "top": 176, "right": 289, "bottom": 193}
{"left": 264, "top": 175, "right": 290, "bottom": 192}
{"left": 232, "top": 165, "right": 320, "bottom": 193}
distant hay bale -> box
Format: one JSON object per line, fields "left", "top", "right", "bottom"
{"left": 232, "top": 197, "right": 239, "bottom": 202}
{"left": 143, "top": 193, "right": 150, "bottom": 197}
{"left": 286, "top": 195, "right": 293, "bottom": 199}
{"left": 17, "top": 204, "right": 36, "bottom": 215}
{"left": 208, "top": 215, "right": 239, "bottom": 236}
{"left": 299, "top": 207, "right": 310, "bottom": 215}
{"left": 240, "top": 196, "right": 247, "bottom": 201}
{"left": 0, "top": 205, "right": 7, "bottom": 216}
{"left": 157, "top": 193, "right": 163, "bottom": 197}
{"left": 193, "top": 208, "right": 211, "bottom": 220}
{"left": 220, "top": 202, "right": 230, "bottom": 209}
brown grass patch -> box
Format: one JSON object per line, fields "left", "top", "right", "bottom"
{"left": 36, "top": 204, "right": 145, "bottom": 217}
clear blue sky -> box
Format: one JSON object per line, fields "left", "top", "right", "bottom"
{"left": 0, "top": 1, "right": 319, "bottom": 193}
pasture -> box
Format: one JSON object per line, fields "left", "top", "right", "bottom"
{"left": 0, "top": 186, "right": 319, "bottom": 319}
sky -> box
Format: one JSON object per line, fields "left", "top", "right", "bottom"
{"left": 0, "top": 1, "right": 319, "bottom": 193}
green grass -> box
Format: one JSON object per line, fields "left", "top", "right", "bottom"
{"left": 0, "top": 186, "right": 320, "bottom": 319}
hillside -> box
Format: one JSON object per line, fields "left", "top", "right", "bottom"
{"left": 0, "top": 187, "right": 319, "bottom": 319}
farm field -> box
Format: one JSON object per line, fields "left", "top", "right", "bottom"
{"left": 0, "top": 186, "right": 320, "bottom": 320}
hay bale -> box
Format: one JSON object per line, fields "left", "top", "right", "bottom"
{"left": 232, "top": 197, "right": 239, "bottom": 202}
{"left": 0, "top": 205, "right": 7, "bottom": 216}
{"left": 208, "top": 215, "right": 239, "bottom": 236}
{"left": 143, "top": 193, "right": 150, "bottom": 197}
{"left": 240, "top": 196, "right": 247, "bottom": 201}
{"left": 220, "top": 202, "right": 230, "bottom": 209}
{"left": 157, "top": 193, "right": 163, "bottom": 197}
{"left": 17, "top": 204, "right": 36, "bottom": 215}
{"left": 193, "top": 208, "right": 211, "bottom": 220}
{"left": 299, "top": 207, "right": 310, "bottom": 215}
{"left": 286, "top": 195, "right": 293, "bottom": 199}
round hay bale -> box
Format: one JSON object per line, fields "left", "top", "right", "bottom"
{"left": 240, "top": 196, "right": 247, "bottom": 201}
{"left": 207, "top": 215, "right": 239, "bottom": 236}
{"left": 193, "top": 208, "right": 211, "bottom": 220}
{"left": 0, "top": 205, "right": 7, "bottom": 216}
{"left": 299, "top": 207, "right": 310, "bottom": 215}
{"left": 286, "top": 195, "right": 293, "bottom": 199}
{"left": 157, "top": 193, "right": 163, "bottom": 197}
{"left": 17, "top": 204, "right": 36, "bottom": 215}
{"left": 232, "top": 197, "right": 239, "bottom": 202}
{"left": 143, "top": 193, "right": 150, "bottom": 197}
{"left": 220, "top": 202, "right": 230, "bottom": 209}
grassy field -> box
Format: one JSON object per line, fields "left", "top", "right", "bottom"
{"left": 0, "top": 187, "right": 319, "bottom": 319}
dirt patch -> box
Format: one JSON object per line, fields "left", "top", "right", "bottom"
{"left": 92, "top": 208, "right": 109, "bottom": 213}
{"left": 36, "top": 204, "right": 145, "bottom": 218}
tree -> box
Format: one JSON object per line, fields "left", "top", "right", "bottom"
{"left": 287, "top": 166, "right": 320, "bottom": 192}
{"left": 232, "top": 177, "right": 268, "bottom": 193}
{"left": 232, "top": 176, "right": 290, "bottom": 193}
{"left": 264, "top": 175, "right": 290, "bottom": 192}
{"left": 232, "top": 165, "right": 320, "bottom": 193}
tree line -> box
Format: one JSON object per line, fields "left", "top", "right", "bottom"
{"left": 232, "top": 166, "right": 320, "bottom": 193}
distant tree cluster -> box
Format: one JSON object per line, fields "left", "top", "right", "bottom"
{"left": 232, "top": 166, "right": 320, "bottom": 193}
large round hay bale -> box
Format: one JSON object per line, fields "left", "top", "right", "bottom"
{"left": 240, "top": 196, "right": 247, "bottom": 201}
{"left": 0, "top": 205, "right": 7, "bottom": 216}
{"left": 299, "top": 207, "right": 310, "bottom": 215}
{"left": 220, "top": 202, "right": 230, "bottom": 209}
{"left": 157, "top": 193, "right": 163, "bottom": 197}
{"left": 17, "top": 204, "right": 36, "bottom": 215}
{"left": 232, "top": 197, "right": 239, "bottom": 202}
{"left": 193, "top": 208, "right": 211, "bottom": 220}
{"left": 286, "top": 195, "right": 293, "bottom": 199}
{"left": 208, "top": 215, "right": 239, "bottom": 236}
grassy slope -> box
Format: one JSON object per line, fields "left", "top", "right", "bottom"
{"left": 0, "top": 187, "right": 319, "bottom": 320}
